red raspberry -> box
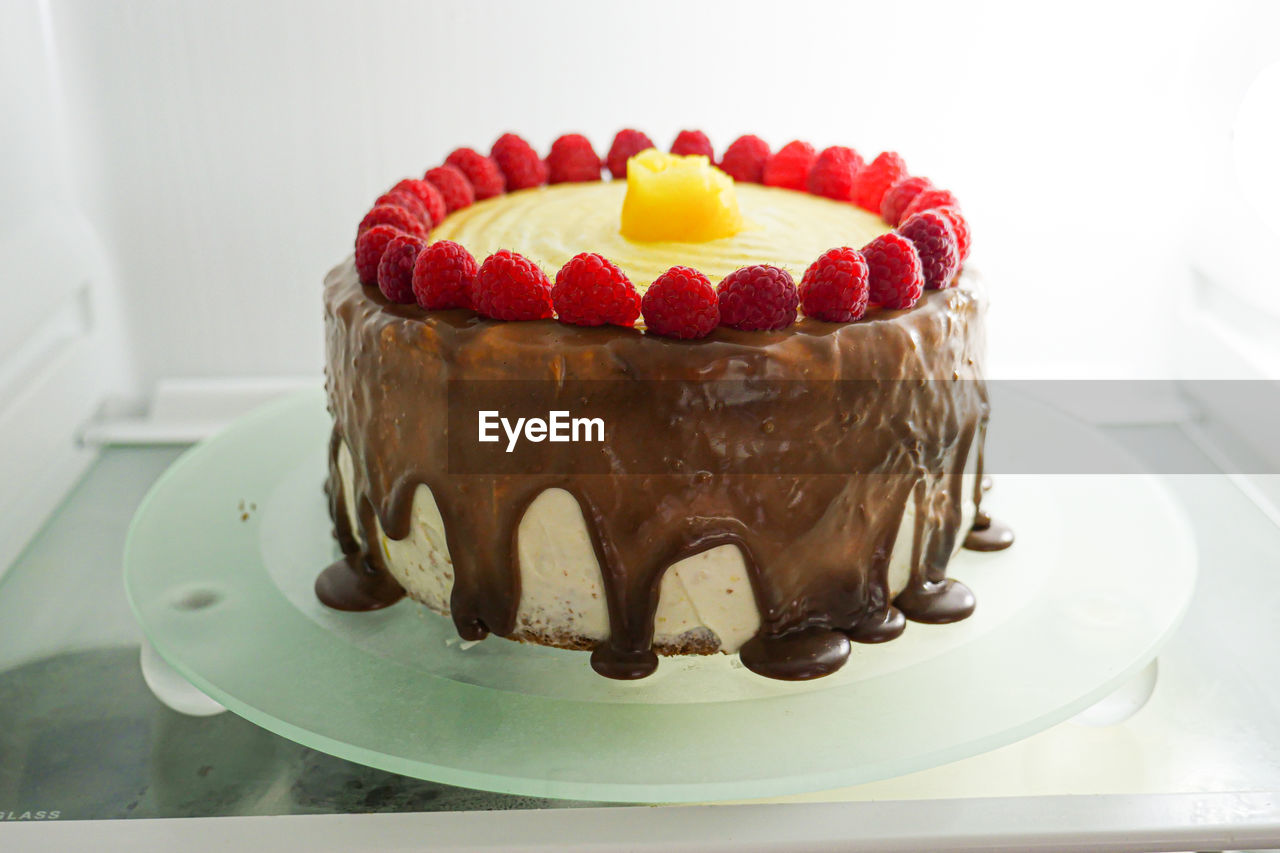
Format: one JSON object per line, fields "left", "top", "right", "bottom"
{"left": 862, "top": 232, "right": 924, "bottom": 310}
{"left": 799, "top": 247, "right": 870, "bottom": 322}
{"left": 641, "top": 266, "right": 719, "bottom": 340}
{"left": 547, "top": 134, "right": 602, "bottom": 184}
{"left": 806, "top": 146, "right": 865, "bottom": 201}
{"left": 354, "top": 224, "right": 406, "bottom": 284}
{"left": 445, "top": 148, "right": 505, "bottom": 200}
{"left": 490, "top": 133, "right": 548, "bottom": 190}
{"left": 391, "top": 178, "right": 446, "bottom": 227}
{"left": 935, "top": 206, "right": 971, "bottom": 262}
{"left": 472, "top": 250, "right": 553, "bottom": 321}
{"left": 899, "top": 211, "right": 959, "bottom": 290}
{"left": 716, "top": 265, "right": 799, "bottom": 331}
{"left": 412, "top": 239, "right": 478, "bottom": 310}
{"left": 900, "top": 188, "right": 961, "bottom": 223}
{"left": 552, "top": 253, "right": 640, "bottom": 327}
{"left": 879, "top": 176, "right": 933, "bottom": 225}
{"left": 718, "top": 135, "right": 771, "bottom": 183}
{"left": 670, "top": 129, "right": 713, "bottom": 159}
{"left": 424, "top": 164, "right": 475, "bottom": 213}
{"left": 358, "top": 204, "right": 427, "bottom": 240}
{"left": 375, "top": 189, "right": 430, "bottom": 227}
{"left": 606, "top": 129, "right": 655, "bottom": 179}
{"left": 762, "top": 140, "right": 817, "bottom": 191}
{"left": 850, "top": 151, "right": 908, "bottom": 212}
{"left": 376, "top": 234, "right": 425, "bottom": 304}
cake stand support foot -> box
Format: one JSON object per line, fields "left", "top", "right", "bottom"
{"left": 139, "top": 639, "right": 226, "bottom": 716}
{"left": 1070, "top": 658, "right": 1159, "bottom": 727}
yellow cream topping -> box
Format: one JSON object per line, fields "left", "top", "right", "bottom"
{"left": 432, "top": 181, "right": 891, "bottom": 291}
{"left": 620, "top": 150, "right": 744, "bottom": 243}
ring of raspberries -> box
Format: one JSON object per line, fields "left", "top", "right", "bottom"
{"left": 353, "top": 130, "right": 970, "bottom": 340}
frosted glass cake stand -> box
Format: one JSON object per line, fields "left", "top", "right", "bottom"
{"left": 123, "top": 390, "right": 1196, "bottom": 803}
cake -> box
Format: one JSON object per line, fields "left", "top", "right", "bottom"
{"left": 319, "top": 130, "right": 1013, "bottom": 681}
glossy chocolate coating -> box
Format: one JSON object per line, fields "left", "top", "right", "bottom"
{"left": 320, "top": 259, "right": 1006, "bottom": 679}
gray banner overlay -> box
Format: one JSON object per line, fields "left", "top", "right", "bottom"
{"left": 443, "top": 380, "right": 1280, "bottom": 475}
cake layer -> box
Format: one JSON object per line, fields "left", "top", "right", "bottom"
{"left": 322, "top": 258, "right": 990, "bottom": 679}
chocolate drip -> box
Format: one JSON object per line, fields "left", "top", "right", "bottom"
{"left": 325, "top": 427, "right": 359, "bottom": 556}
{"left": 965, "top": 516, "right": 1015, "bottom": 552}
{"left": 315, "top": 555, "right": 405, "bottom": 612}
{"left": 845, "top": 606, "right": 907, "bottom": 644}
{"left": 590, "top": 645, "right": 659, "bottom": 680}
{"left": 429, "top": 478, "right": 535, "bottom": 640}
{"left": 588, "top": 528, "right": 757, "bottom": 680}
{"left": 317, "top": 431, "right": 405, "bottom": 611}
{"left": 893, "top": 579, "right": 976, "bottom": 623}
{"left": 894, "top": 418, "right": 978, "bottom": 626}
{"left": 320, "top": 259, "right": 1008, "bottom": 680}
{"left": 739, "top": 628, "right": 852, "bottom": 680}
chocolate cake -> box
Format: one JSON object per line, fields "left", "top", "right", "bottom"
{"left": 318, "top": 130, "right": 1012, "bottom": 681}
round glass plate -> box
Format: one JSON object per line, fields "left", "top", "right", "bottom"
{"left": 124, "top": 389, "right": 1196, "bottom": 803}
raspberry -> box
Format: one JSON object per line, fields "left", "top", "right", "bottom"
{"left": 670, "top": 129, "right": 713, "bottom": 159}
{"left": 490, "top": 133, "right": 548, "bottom": 190}
{"left": 445, "top": 148, "right": 505, "bottom": 200}
{"left": 718, "top": 134, "right": 771, "bottom": 183}
{"left": 642, "top": 266, "right": 719, "bottom": 340}
{"left": 762, "top": 140, "right": 817, "bottom": 191}
{"left": 899, "top": 210, "right": 959, "bottom": 290}
{"left": 391, "top": 178, "right": 446, "bottom": 227}
{"left": 354, "top": 224, "right": 406, "bottom": 284}
{"left": 547, "top": 134, "right": 602, "bottom": 184}
{"left": 850, "top": 151, "right": 908, "bottom": 212}
{"left": 799, "top": 247, "right": 870, "bottom": 322}
{"left": 375, "top": 189, "right": 430, "bottom": 227}
{"left": 424, "top": 164, "right": 475, "bottom": 213}
{"left": 716, "top": 265, "right": 799, "bottom": 331}
{"left": 552, "top": 253, "right": 640, "bottom": 327}
{"left": 862, "top": 232, "right": 924, "bottom": 310}
{"left": 376, "top": 234, "right": 425, "bottom": 304}
{"left": 358, "top": 204, "right": 427, "bottom": 240}
{"left": 900, "top": 188, "right": 961, "bottom": 223}
{"left": 879, "top": 176, "right": 933, "bottom": 226}
{"left": 413, "top": 239, "right": 478, "bottom": 310}
{"left": 606, "top": 129, "right": 655, "bottom": 179}
{"left": 935, "top": 206, "right": 971, "bottom": 262}
{"left": 472, "top": 250, "right": 553, "bottom": 321}
{"left": 806, "top": 146, "right": 865, "bottom": 201}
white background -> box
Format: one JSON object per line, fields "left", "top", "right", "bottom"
{"left": 2, "top": 0, "right": 1279, "bottom": 564}
{"left": 4, "top": 0, "right": 1277, "bottom": 389}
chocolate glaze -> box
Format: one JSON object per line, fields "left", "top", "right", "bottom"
{"left": 965, "top": 516, "right": 1016, "bottom": 552}
{"left": 315, "top": 555, "right": 405, "bottom": 612}
{"left": 893, "top": 579, "right": 976, "bottom": 624}
{"left": 320, "top": 258, "right": 1009, "bottom": 680}
{"left": 740, "top": 628, "right": 852, "bottom": 680}
{"left": 845, "top": 605, "right": 907, "bottom": 644}
{"left": 318, "top": 428, "right": 405, "bottom": 611}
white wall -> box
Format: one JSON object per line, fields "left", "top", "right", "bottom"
{"left": 37, "top": 0, "right": 1280, "bottom": 389}
{"left": 0, "top": 0, "right": 133, "bottom": 573}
